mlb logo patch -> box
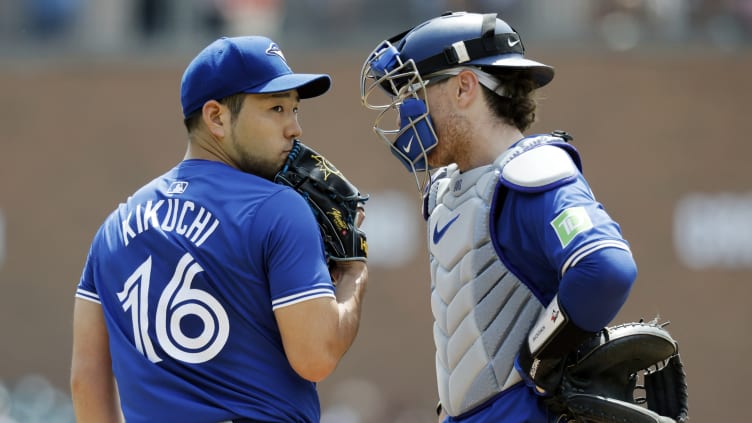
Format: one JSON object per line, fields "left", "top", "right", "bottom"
{"left": 167, "top": 181, "right": 189, "bottom": 195}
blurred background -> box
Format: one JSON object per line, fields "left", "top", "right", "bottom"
{"left": 1, "top": 0, "right": 751, "bottom": 421}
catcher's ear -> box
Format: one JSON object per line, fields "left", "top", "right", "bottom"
{"left": 455, "top": 69, "right": 480, "bottom": 108}
{"left": 202, "top": 100, "right": 227, "bottom": 139}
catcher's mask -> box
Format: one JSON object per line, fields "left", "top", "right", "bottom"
{"left": 360, "top": 11, "right": 554, "bottom": 182}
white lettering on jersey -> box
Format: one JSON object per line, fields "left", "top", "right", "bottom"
{"left": 122, "top": 199, "right": 220, "bottom": 247}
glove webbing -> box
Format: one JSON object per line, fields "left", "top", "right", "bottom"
{"left": 644, "top": 355, "right": 689, "bottom": 423}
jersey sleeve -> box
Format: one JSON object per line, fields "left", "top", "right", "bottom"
{"left": 255, "top": 188, "right": 335, "bottom": 310}
{"left": 497, "top": 174, "right": 633, "bottom": 302}
{"left": 535, "top": 174, "right": 631, "bottom": 276}
{"left": 75, "top": 225, "right": 105, "bottom": 304}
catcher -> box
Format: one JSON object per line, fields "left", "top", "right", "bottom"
{"left": 358, "top": 11, "right": 688, "bottom": 423}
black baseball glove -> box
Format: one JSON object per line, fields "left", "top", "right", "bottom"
{"left": 548, "top": 320, "right": 689, "bottom": 423}
{"left": 274, "top": 140, "right": 369, "bottom": 262}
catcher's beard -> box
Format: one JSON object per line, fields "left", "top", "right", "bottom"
{"left": 427, "top": 111, "right": 473, "bottom": 169}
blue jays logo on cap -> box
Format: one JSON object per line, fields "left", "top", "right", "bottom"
{"left": 266, "top": 43, "right": 286, "bottom": 62}
{"left": 180, "top": 36, "right": 331, "bottom": 118}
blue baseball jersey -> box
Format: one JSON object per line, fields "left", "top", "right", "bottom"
{"left": 76, "top": 159, "right": 334, "bottom": 423}
{"left": 445, "top": 384, "right": 551, "bottom": 422}
{"left": 498, "top": 169, "right": 628, "bottom": 294}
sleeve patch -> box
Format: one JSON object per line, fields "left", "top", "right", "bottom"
{"left": 551, "top": 206, "right": 593, "bottom": 248}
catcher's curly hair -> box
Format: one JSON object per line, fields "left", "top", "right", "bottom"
{"left": 480, "top": 70, "right": 540, "bottom": 132}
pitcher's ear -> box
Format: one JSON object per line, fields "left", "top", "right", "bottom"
{"left": 203, "top": 100, "right": 226, "bottom": 138}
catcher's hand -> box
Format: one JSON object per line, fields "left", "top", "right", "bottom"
{"left": 275, "top": 140, "right": 369, "bottom": 262}
{"left": 549, "top": 320, "right": 689, "bottom": 423}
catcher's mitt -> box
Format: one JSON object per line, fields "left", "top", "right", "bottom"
{"left": 274, "top": 140, "right": 369, "bottom": 262}
{"left": 549, "top": 320, "right": 689, "bottom": 423}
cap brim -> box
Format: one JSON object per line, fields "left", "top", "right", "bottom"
{"left": 246, "top": 73, "right": 332, "bottom": 99}
{"left": 473, "top": 56, "right": 555, "bottom": 88}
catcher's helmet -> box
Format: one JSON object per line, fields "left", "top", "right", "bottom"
{"left": 373, "top": 11, "right": 553, "bottom": 94}
{"left": 360, "top": 12, "right": 553, "bottom": 177}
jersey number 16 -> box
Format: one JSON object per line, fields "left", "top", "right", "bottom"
{"left": 117, "top": 253, "right": 230, "bottom": 364}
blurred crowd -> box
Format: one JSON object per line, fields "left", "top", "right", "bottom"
{"left": 0, "top": 0, "right": 751, "bottom": 57}
{"left": 0, "top": 375, "right": 75, "bottom": 423}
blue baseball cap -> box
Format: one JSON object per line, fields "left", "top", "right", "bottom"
{"left": 180, "top": 36, "right": 332, "bottom": 118}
